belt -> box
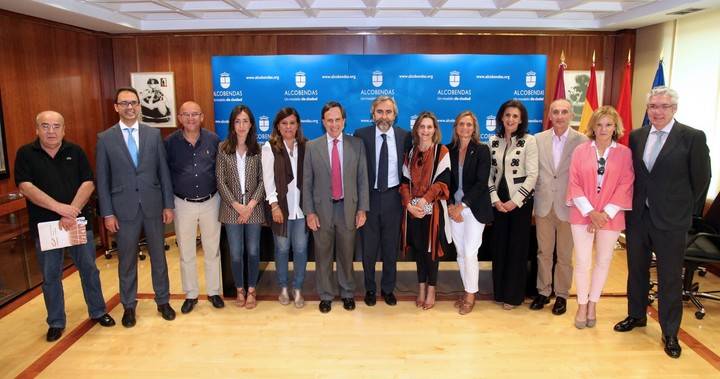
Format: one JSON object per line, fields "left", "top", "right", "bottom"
{"left": 176, "top": 192, "right": 216, "bottom": 203}
{"left": 332, "top": 198, "right": 344, "bottom": 204}
{"left": 373, "top": 185, "right": 399, "bottom": 193}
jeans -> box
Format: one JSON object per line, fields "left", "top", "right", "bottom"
{"left": 34, "top": 230, "right": 107, "bottom": 328}
{"left": 273, "top": 219, "right": 308, "bottom": 290}
{"left": 224, "top": 223, "right": 262, "bottom": 288}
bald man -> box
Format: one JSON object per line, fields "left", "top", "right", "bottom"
{"left": 15, "top": 111, "right": 115, "bottom": 342}
{"left": 165, "top": 101, "right": 224, "bottom": 314}
{"left": 530, "top": 99, "right": 587, "bottom": 314}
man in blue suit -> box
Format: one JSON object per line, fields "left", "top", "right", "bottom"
{"left": 96, "top": 87, "right": 176, "bottom": 327}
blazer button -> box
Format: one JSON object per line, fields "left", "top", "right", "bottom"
{"left": 136, "top": 188, "right": 139, "bottom": 192}
{"left": 554, "top": 176, "right": 557, "bottom": 179}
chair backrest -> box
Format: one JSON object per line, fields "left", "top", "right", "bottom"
{"left": 703, "top": 191, "right": 720, "bottom": 233}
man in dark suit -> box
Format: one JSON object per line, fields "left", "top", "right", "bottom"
{"left": 303, "top": 101, "right": 369, "bottom": 313}
{"left": 354, "top": 96, "right": 409, "bottom": 306}
{"left": 614, "top": 86, "right": 711, "bottom": 358}
{"left": 96, "top": 87, "right": 176, "bottom": 327}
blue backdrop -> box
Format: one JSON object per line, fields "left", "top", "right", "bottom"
{"left": 211, "top": 54, "right": 546, "bottom": 143}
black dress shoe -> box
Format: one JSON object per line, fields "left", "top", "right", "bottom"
{"left": 662, "top": 335, "right": 682, "bottom": 358}
{"left": 381, "top": 291, "right": 397, "bottom": 306}
{"left": 181, "top": 298, "right": 198, "bottom": 314}
{"left": 92, "top": 313, "right": 116, "bottom": 327}
{"left": 157, "top": 303, "right": 176, "bottom": 321}
{"left": 46, "top": 327, "right": 64, "bottom": 342}
{"left": 613, "top": 316, "right": 647, "bottom": 332}
{"left": 342, "top": 297, "right": 356, "bottom": 311}
{"left": 529, "top": 295, "right": 550, "bottom": 310}
{"left": 552, "top": 297, "right": 567, "bottom": 315}
{"left": 319, "top": 300, "right": 332, "bottom": 313}
{"left": 364, "top": 290, "right": 377, "bottom": 306}
{"left": 208, "top": 295, "right": 225, "bottom": 309}
{"left": 121, "top": 308, "right": 136, "bottom": 328}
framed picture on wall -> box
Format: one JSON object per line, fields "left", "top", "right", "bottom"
{"left": 130, "top": 72, "right": 177, "bottom": 128}
{"left": 0, "top": 90, "right": 9, "bottom": 179}
{"left": 564, "top": 70, "right": 605, "bottom": 127}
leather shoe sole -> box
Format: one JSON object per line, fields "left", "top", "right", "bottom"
{"left": 181, "top": 298, "right": 198, "bottom": 314}
{"left": 92, "top": 313, "right": 116, "bottom": 327}
{"left": 46, "top": 327, "right": 64, "bottom": 342}
{"left": 613, "top": 316, "right": 647, "bottom": 332}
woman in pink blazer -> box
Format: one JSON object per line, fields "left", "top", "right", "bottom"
{"left": 566, "top": 106, "right": 634, "bottom": 329}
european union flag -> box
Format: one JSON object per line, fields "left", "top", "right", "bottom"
{"left": 642, "top": 59, "right": 666, "bottom": 127}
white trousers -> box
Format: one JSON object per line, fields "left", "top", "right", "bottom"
{"left": 174, "top": 194, "right": 222, "bottom": 298}
{"left": 571, "top": 224, "right": 620, "bottom": 304}
{"left": 450, "top": 207, "right": 485, "bottom": 294}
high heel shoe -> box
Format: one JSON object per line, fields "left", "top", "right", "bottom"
{"left": 416, "top": 283, "right": 427, "bottom": 308}
{"left": 586, "top": 301, "right": 597, "bottom": 328}
{"left": 575, "top": 303, "right": 588, "bottom": 329}
{"left": 423, "top": 286, "right": 436, "bottom": 310}
{"left": 245, "top": 288, "right": 257, "bottom": 309}
{"left": 293, "top": 289, "right": 305, "bottom": 309}
{"left": 278, "top": 287, "right": 290, "bottom": 305}
{"left": 235, "top": 288, "right": 246, "bottom": 307}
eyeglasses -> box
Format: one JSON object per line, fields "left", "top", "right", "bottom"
{"left": 597, "top": 157, "right": 606, "bottom": 175}
{"left": 647, "top": 104, "right": 674, "bottom": 111}
{"left": 180, "top": 112, "right": 202, "bottom": 118}
{"left": 39, "top": 123, "right": 62, "bottom": 131}
{"left": 117, "top": 100, "right": 139, "bottom": 108}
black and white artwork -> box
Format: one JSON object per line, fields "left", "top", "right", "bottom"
{"left": 130, "top": 72, "right": 177, "bottom": 128}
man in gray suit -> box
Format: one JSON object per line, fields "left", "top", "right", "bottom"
{"left": 354, "top": 96, "right": 409, "bottom": 307}
{"left": 96, "top": 87, "right": 176, "bottom": 327}
{"left": 530, "top": 98, "right": 587, "bottom": 315}
{"left": 303, "top": 101, "right": 369, "bottom": 313}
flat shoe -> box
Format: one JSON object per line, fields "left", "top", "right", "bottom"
{"left": 459, "top": 300, "right": 475, "bottom": 315}
{"left": 503, "top": 303, "right": 516, "bottom": 310}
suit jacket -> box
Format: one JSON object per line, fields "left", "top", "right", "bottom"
{"left": 302, "top": 134, "right": 369, "bottom": 230}
{"left": 488, "top": 134, "right": 538, "bottom": 208}
{"left": 566, "top": 141, "right": 634, "bottom": 231}
{"left": 96, "top": 123, "right": 174, "bottom": 221}
{"left": 447, "top": 141, "right": 493, "bottom": 224}
{"left": 216, "top": 149, "right": 266, "bottom": 224}
{"left": 353, "top": 125, "right": 410, "bottom": 193}
{"left": 534, "top": 127, "right": 588, "bottom": 220}
{"left": 628, "top": 121, "right": 711, "bottom": 231}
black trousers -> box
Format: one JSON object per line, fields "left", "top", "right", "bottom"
{"left": 361, "top": 188, "right": 403, "bottom": 294}
{"left": 491, "top": 199, "right": 533, "bottom": 306}
{"left": 626, "top": 208, "right": 687, "bottom": 337}
{"left": 407, "top": 215, "right": 439, "bottom": 286}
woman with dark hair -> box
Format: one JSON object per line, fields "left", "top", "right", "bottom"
{"left": 567, "top": 105, "right": 633, "bottom": 328}
{"left": 447, "top": 111, "right": 493, "bottom": 315}
{"left": 399, "top": 111, "right": 452, "bottom": 310}
{"left": 261, "top": 107, "right": 309, "bottom": 308}
{"left": 216, "top": 104, "right": 265, "bottom": 309}
{"left": 488, "top": 100, "right": 538, "bottom": 309}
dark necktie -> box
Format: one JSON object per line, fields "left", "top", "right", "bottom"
{"left": 377, "top": 134, "right": 389, "bottom": 192}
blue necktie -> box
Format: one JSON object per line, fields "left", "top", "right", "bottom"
{"left": 125, "top": 128, "right": 138, "bottom": 167}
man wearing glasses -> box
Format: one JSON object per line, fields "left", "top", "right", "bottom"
{"left": 15, "top": 111, "right": 116, "bottom": 342}
{"left": 96, "top": 87, "right": 176, "bottom": 327}
{"left": 164, "top": 101, "right": 224, "bottom": 314}
{"left": 530, "top": 98, "right": 587, "bottom": 315}
{"left": 614, "top": 86, "right": 711, "bottom": 358}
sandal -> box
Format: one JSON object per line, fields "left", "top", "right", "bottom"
{"left": 416, "top": 283, "right": 427, "bottom": 308}
{"left": 235, "top": 288, "right": 246, "bottom": 307}
{"left": 459, "top": 293, "right": 476, "bottom": 315}
{"left": 245, "top": 288, "right": 257, "bottom": 309}
{"left": 423, "top": 286, "right": 436, "bottom": 310}
{"left": 454, "top": 295, "right": 464, "bottom": 309}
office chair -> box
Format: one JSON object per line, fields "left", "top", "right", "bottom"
{"left": 682, "top": 192, "right": 720, "bottom": 320}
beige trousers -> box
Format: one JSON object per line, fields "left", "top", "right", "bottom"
{"left": 535, "top": 208, "right": 574, "bottom": 298}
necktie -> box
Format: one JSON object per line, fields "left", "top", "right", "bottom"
{"left": 377, "top": 134, "right": 389, "bottom": 191}
{"left": 646, "top": 130, "right": 665, "bottom": 171}
{"left": 331, "top": 139, "right": 343, "bottom": 200}
{"left": 125, "top": 128, "right": 138, "bottom": 167}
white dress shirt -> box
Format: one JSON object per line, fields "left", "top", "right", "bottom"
{"left": 235, "top": 150, "right": 247, "bottom": 204}
{"left": 572, "top": 140, "right": 622, "bottom": 218}
{"left": 643, "top": 120, "right": 675, "bottom": 169}
{"left": 374, "top": 127, "right": 399, "bottom": 189}
{"left": 261, "top": 141, "right": 304, "bottom": 220}
{"left": 552, "top": 126, "right": 569, "bottom": 171}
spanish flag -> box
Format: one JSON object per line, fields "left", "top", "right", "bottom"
{"left": 578, "top": 56, "right": 599, "bottom": 134}
{"left": 616, "top": 50, "right": 633, "bottom": 145}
